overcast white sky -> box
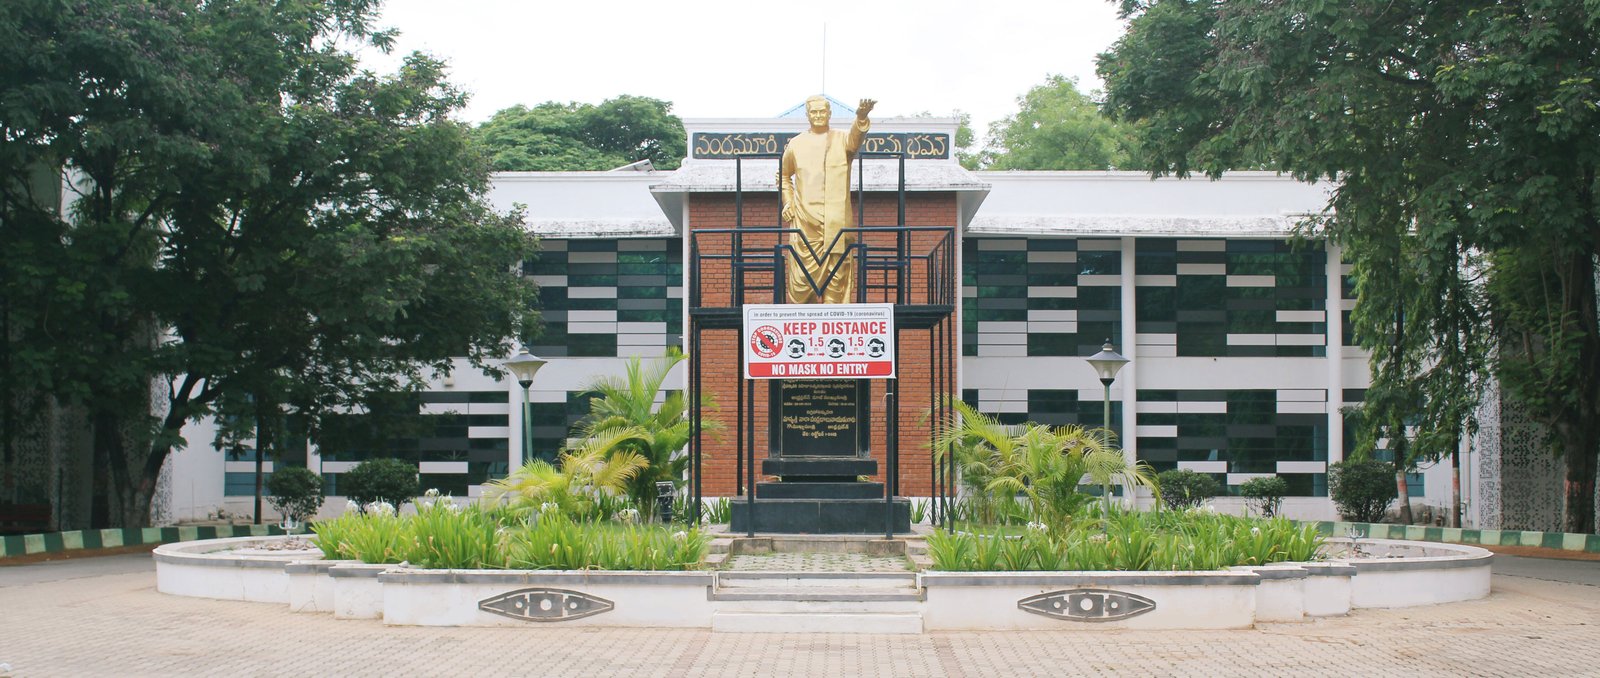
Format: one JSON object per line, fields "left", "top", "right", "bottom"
{"left": 366, "top": 0, "right": 1128, "bottom": 136}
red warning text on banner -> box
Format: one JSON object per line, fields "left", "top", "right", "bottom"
{"left": 742, "top": 303, "right": 895, "bottom": 380}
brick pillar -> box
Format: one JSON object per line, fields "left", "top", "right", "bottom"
{"left": 686, "top": 192, "right": 958, "bottom": 497}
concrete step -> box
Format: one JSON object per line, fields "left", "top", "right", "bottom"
{"left": 729, "top": 498, "right": 911, "bottom": 534}
{"left": 757, "top": 481, "right": 885, "bottom": 500}
{"left": 709, "top": 586, "right": 925, "bottom": 603}
{"left": 761, "top": 457, "right": 879, "bottom": 480}
{"left": 712, "top": 596, "right": 925, "bottom": 614}
{"left": 712, "top": 611, "right": 924, "bottom": 634}
{"left": 718, "top": 571, "right": 918, "bottom": 589}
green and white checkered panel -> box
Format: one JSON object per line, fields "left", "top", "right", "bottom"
{"left": 1136, "top": 389, "right": 1329, "bottom": 496}
{"left": 523, "top": 238, "right": 684, "bottom": 358}
{"left": 1135, "top": 238, "right": 1327, "bottom": 358}
{"left": 962, "top": 237, "right": 1122, "bottom": 358}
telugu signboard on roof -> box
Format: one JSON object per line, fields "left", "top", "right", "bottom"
{"left": 743, "top": 303, "right": 895, "bottom": 380}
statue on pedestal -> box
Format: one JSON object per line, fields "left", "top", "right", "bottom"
{"left": 779, "top": 95, "right": 875, "bottom": 304}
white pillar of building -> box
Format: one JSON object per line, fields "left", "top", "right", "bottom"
{"left": 1120, "top": 237, "right": 1139, "bottom": 474}
{"left": 1325, "top": 242, "right": 1344, "bottom": 465}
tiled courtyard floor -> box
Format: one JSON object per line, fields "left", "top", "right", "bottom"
{"left": 2, "top": 555, "right": 1598, "bottom": 677}
{"left": 723, "top": 552, "right": 912, "bottom": 573}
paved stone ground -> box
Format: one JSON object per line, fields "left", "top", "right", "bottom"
{"left": 3, "top": 555, "right": 1600, "bottom": 677}
{"left": 723, "top": 552, "right": 911, "bottom": 573}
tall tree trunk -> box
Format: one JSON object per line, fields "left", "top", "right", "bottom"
{"left": 1450, "top": 437, "right": 1462, "bottom": 528}
{"left": 253, "top": 402, "right": 272, "bottom": 526}
{"left": 1557, "top": 246, "right": 1600, "bottom": 534}
{"left": 1393, "top": 432, "right": 1413, "bottom": 524}
{"left": 1563, "top": 436, "right": 1597, "bottom": 534}
{"left": 1394, "top": 466, "right": 1412, "bottom": 524}
{"left": 91, "top": 409, "right": 138, "bottom": 528}
{"left": 90, "top": 420, "right": 110, "bottom": 529}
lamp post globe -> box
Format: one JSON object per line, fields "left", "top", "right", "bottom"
{"left": 503, "top": 347, "right": 547, "bottom": 389}
{"left": 1085, "top": 339, "right": 1129, "bottom": 437}
{"left": 503, "top": 347, "right": 547, "bottom": 464}
{"left": 1086, "top": 339, "right": 1129, "bottom": 385}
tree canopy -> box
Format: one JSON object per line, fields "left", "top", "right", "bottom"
{"left": 0, "top": 0, "right": 536, "bottom": 527}
{"left": 474, "top": 96, "right": 686, "bottom": 172}
{"left": 979, "top": 75, "right": 1140, "bottom": 170}
{"left": 1100, "top": 0, "right": 1599, "bottom": 531}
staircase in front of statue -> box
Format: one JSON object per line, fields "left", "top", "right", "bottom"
{"left": 704, "top": 535, "right": 930, "bottom": 634}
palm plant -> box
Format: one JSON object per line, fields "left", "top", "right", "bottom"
{"left": 935, "top": 400, "right": 1141, "bottom": 525}
{"left": 1080, "top": 425, "right": 1161, "bottom": 518}
{"left": 574, "top": 348, "right": 709, "bottom": 511}
{"left": 483, "top": 445, "right": 647, "bottom": 520}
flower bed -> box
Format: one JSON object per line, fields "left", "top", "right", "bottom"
{"left": 311, "top": 499, "right": 709, "bottom": 571}
{"left": 927, "top": 511, "right": 1324, "bottom": 572}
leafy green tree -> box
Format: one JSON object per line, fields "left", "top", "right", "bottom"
{"left": 979, "top": 75, "right": 1140, "bottom": 170}
{"left": 1100, "top": 0, "right": 1591, "bottom": 531}
{"left": 0, "top": 0, "right": 535, "bottom": 527}
{"left": 907, "top": 110, "right": 980, "bottom": 169}
{"left": 474, "top": 96, "right": 686, "bottom": 171}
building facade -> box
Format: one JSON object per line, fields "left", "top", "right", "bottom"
{"left": 163, "top": 111, "right": 1499, "bottom": 525}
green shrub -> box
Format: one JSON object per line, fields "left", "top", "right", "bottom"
{"left": 503, "top": 513, "right": 709, "bottom": 570}
{"left": 341, "top": 458, "right": 420, "bottom": 509}
{"left": 925, "top": 510, "right": 1324, "bottom": 572}
{"left": 1240, "top": 476, "right": 1289, "bottom": 518}
{"left": 404, "top": 500, "right": 503, "bottom": 569}
{"left": 310, "top": 511, "right": 360, "bottom": 559}
{"left": 265, "top": 466, "right": 324, "bottom": 524}
{"left": 671, "top": 496, "right": 731, "bottom": 526}
{"left": 1155, "top": 469, "right": 1219, "bottom": 511}
{"left": 1329, "top": 459, "right": 1396, "bottom": 523}
{"left": 331, "top": 507, "right": 407, "bottom": 563}
{"left": 312, "top": 499, "right": 709, "bottom": 571}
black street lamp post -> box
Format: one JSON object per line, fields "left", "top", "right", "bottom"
{"left": 1085, "top": 339, "right": 1130, "bottom": 438}
{"left": 503, "top": 347, "right": 547, "bottom": 465}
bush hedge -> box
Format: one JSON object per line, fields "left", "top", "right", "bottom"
{"left": 341, "top": 458, "right": 420, "bottom": 509}
{"left": 1330, "top": 459, "right": 1396, "bottom": 523}
{"left": 1155, "top": 469, "right": 1220, "bottom": 511}
{"left": 265, "top": 465, "right": 325, "bottom": 523}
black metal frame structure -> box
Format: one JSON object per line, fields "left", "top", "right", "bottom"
{"left": 686, "top": 152, "right": 959, "bottom": 537}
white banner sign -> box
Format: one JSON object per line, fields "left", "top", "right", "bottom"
{"left": 743, "top": 303, "right": 896, "bottom": 379}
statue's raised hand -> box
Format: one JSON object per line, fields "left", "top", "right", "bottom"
{"left": 857, "top": 99, "right": 876, "bottom": 119}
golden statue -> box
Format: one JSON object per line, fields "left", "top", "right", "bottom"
{"left": 780, "top": 95, "right": 875, "bottom": 304}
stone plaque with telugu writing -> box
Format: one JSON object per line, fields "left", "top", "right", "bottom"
{"left": 774, "top": 379, "right": 866, "bottom": 457}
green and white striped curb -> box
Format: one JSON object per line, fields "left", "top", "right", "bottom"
{"left": 1306, "top": 521, "right": 1600, "bottom": 554}
{"left": 1, "top": 524, "right": 291, "bottom": 559}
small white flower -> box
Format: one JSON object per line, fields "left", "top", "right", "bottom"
{"left": 345, "top": 499, "right": 359, "bottom": 513}
{"left": 418, "top": 499, "right": 435, "bottom": 510}
{"left": 444, "top": 501, "right": 461, "bottom": 512}
{"left": 1251, "top": 526, "right": 1262, "bottom": 536}
{"left": 614, "top": 508, "right": 640, "bottom": 524}
{"left": 672, "top": 530, "right": 688, "bottom": 541}
{"left": 539, "top": 501, "right": 560, "bottom": 515}
{"left": 424, "top": 488, "right": 441, "bottom": 499}
{"left": 1089, "top": 533, "right": 1108, "bottom": 544}
{"left": 364, "top": 501, "right": 396, "bottom": 517}
{"left": 1026, "top": 521, "right": 1048, "bottom": 532}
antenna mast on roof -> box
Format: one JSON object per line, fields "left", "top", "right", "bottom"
{"left": 821, "top": 23, "right": 827, "bottom": 93}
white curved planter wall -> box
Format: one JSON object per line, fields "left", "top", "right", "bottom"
{"left": 154, "top": 536, "right": 1494, "bottom": 631}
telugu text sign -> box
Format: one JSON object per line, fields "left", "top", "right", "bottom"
{"left": 692, "top": 132, "right": 952, "bottom": 160}
{"left": 743, "top": 303, "right": 895, "bottom": 379}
